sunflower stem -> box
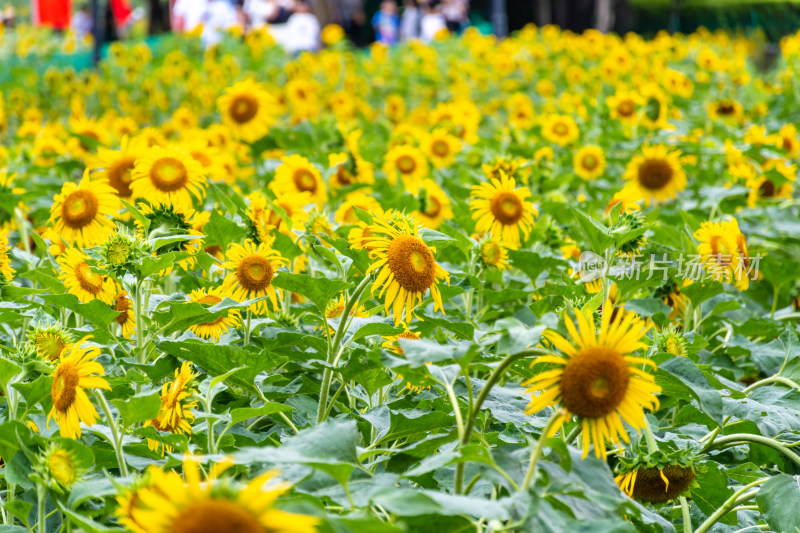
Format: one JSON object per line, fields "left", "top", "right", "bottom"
{"left": 244, "top": 309, "right": 253, "bottom": 346}
{"left": 96, "top": 391, "right": 129, "bottom": 477}
{"left": 36, "top": 483, "right": 45, "bottom": 533}
{"left": 521, "top": 409, "right": 564, "bottom": 491}
{"left": 679, "top": 496, "right": 691, "bottom": 533}
{"left": 317, "top": 274, "right": 372, "bottom": 425}
{"left": 14, "top": 207, "right": 31, "bottom": 256}
{"left": 703, "top": 434, "right": 800, "bottom": 468}
{"left": 742, "top": 375, "right": 800, "bottom": 395}
{"left": 693, "top": 479, "right": 767, "bottom": 533}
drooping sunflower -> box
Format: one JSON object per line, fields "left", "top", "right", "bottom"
{"left": 187, "top": 287, "right": 241, "bottom": 341}
{"left": 573, "top": 145, "right": 607, "bottom": 180}
{"left": 48, "top": 339, "right": 111, "bottom": 439}
{"left": 49, "top": 172, "right": 121, "bottom": 248}
{"left": 470, "top": 171, "right": 536, "bottom": 250}
{"left": 221, "top": 240, "right": 289, "bottom": 316}
{"left": 412, "top": 179, "right": 453, "bottom": 230}
{"left": 89, "top": 137, "right": 146, "bottom": 200}
{"left": 0, "top": 231, "right": 14, "bottom": 282}
{"left": 130, "top": 146, "right": 207, "bottom": 211}
{"left": 616, "top": 464, "right": 696, "bottom": 503}
{"left": 217, "top": 79, "right": 276, "bottom": 142}
{"left": 422, "top": 128, "right": 462, "bottom": 168}
{"left": 143, "top": 362, "right": 198, "bottom": 454}
{"left": 365, "top": 212, "right": 449, "bottom": 325}
{"left": 119, "top": 456, "right": 319, "bottom": 533}
{"left": 383, "top": 145, "right": 429, "bottom": 194}
{"left": 622, "top": 145, "right": 687, "bottom": 205}
{"left": 524, "top": 303, "right": 661, "bottom": 460}
{"left": 57, "top": 248, "right": 116, "bottom": 305}
{"left": 270, "top": 154, "right": 327, "bottom": 207}
{"left": 540, "top": 114, "right": 579, "bottom": 146}
{"left": 113, "top": 290, "right": 136, "bottom": 339}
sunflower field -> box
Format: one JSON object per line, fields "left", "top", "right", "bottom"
{"left": 2, "top": 22, "right": 800, "bottom": 533}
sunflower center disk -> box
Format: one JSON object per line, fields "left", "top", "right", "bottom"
{"left": 387, "top": 235, "right": 436, "bottom": 293}
{"left": 108, "top": 158, "right": 136, "bottom": 196}
{"left": 229, "top": 96, "right": 259, "bottom": 124}
{"left": 432, "top": 140, "right": 449, "bottom": 157}
{"left": 423, "top": 196, "right": 442, "bottom": 217}
{"left": 559, "top": 347, "right": 630, "bottom": 418}
{"left": 75, "top": 262, "right": 105, "bottom": 294}
{"left": 490, "top": 191, "right": 524, "bottom": 225}
{"left": 236, "top": 255, "right": 274, "bottom": 292}
{"left": 759, "top": 179, "right": 775, "bottom": 197}
{"left": 293, "top": 169, "right": 317, "bottom": 192}
{"left": 169, "top": 499, "right": 263, "bottom": 533}
{"left": 618, "top": 101, "right": 634, "bottom": 116}
{"left": 553, "top": 122, "right": 568, "bottom": 135}
{"left": 637, "top": 159, "right": 673, "bottom": 190}
{"left": 52, "top": 362, "right": 80, "bottom": 411}
{"left": 582, "top": 155, "right": 598, "bottom": 170}
{"left": 61, "top": 190, "right": 99, "bottom": 229}
{"left": 150, "top": 157, "right": 189, "bottom": 192}
{"left": 396, "top": 155, "right": 416, "bottom": 174}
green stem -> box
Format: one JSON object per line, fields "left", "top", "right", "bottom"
{"left": 134, "top": 280, "right": 145, "bottom": 364}
{"left": 316, "top": 275, "right": 372, "bottom": 425}
{"left": 704, "top": 434, "right": 800, "bottom": 468}
{"left": 521, "top": 409, "right": 564, "bottom": 491}
{"left": 96, "top": 391, "right": 129, "bottom": 476}
{"left": 680, "top": 496, "right": 691, "bottom": 533}
{"left": 743, "top": 375, "right": 800, "bottom": 395}
{"left": 244, "top": 309, "right": 253, "bottom": 346}
{"left": 37, "top": 484, "right": 45, "bottom": 533}
{"left": 15, "top": 208, "right": 31, "bottom": 256}
{"left": 769, "top": 285, "right": 780, "bottom": 319}
{"left": 693, "top": 479, "right": 767, "bottom": 533}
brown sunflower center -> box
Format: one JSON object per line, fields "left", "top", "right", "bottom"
{"left": 168, "top": 498, "right": 262, "bottom": 533}
{"left": 35, "top": 333, "right": 66, "bottom": 361}
{"left": 759, "top": 179, "right": 775, "bottom": 198}
{"left": 387, "top": 235, "right": 436, "bottom": 293}
{"left": 431, "top": 140, "right": 450, "bottom": 157}
{"left": 631, "top": 465, "right": 696, "bottom": 503}
{"left": 559, "top": 346, "right": 630, "bottom": 418}
{"left": 396, "top": 155, "right": 417, "bottom": 175}
{"left": 336, "top": 166, "right": 353, "bottom": 186}
{"left": 490, "top": 191, "right": 524, "bottom": 225}
{"left": 61, "top": 190, "right": 99, "bottom": 229}
{"left": 75, "top": 262, "right": 105, "bottom": 295}
{"left": 228, "top": 95, "right": 259, "bottom": 124}
{"left": 716, "top": 102, "right": 735, "bottom": 115}
{"left": 108, "top": 157, "right": 136, "bottom": 197}
{"left": 783, "top": 137, "right": 793, "bottom": 152}
{"left": 52, "top": 362, "right": 80, "bottom": 411}
{"left": 114, "top": 293, "right": 131, "bottom": 325}
{"left": 637, "top": 159, "right": 673, "bottom": 190}
{"left": 423, "top": 196, "right": 442, "bottom": 217}
{"left": 236, "top": 255, "right": 274, "bottom": 292}
{"left": 150, "top": 157, "right": 189, "bottom": 192}
{"left": 293, "top": 169, "right": 318, "bottom": 192}
{"left": 552, "top": 122, "right": 568, "bottom": 135}
{"left": 581, "top": 154, "right": 598, "bottom": 170}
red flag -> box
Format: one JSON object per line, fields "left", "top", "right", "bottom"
{"left": 110, "top": 0, "right": 132, "bottom": 27}
{"left": 32, "top": 0, "right": 71, "bottom": 30}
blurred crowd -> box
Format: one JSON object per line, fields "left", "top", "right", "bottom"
{"left": 171, "top": 0, "right": 470, "bottom": 50}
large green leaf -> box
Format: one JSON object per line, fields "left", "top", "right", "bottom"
{"left": 756, "top": 474, "right": 800, "bottom": 533}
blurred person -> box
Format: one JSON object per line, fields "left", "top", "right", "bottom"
{"left": 284, "top": 0, "right": 319, "bottom": 52}
{"left": 419, "top": 0, "right": 445, "bottom": 42}
{"left": 372, "top": 0, "right": 399, "bottom": 45}
{"left": 71, "top": 3, "right": 93, "bottom": 39}
{"left": 336, "top": 0, "right": 368, "bottom": 46}
{"left": 400, "top": 0, "right": 420, "bottom": 41}
{"left": 273, "top": 0, "right": 293, "bottom": 23}
{"left": 111, "top": 0, "right": 134, "bottom": 36}
{"left": 441, "top": 0, "right": 466, "bottom": 33}
{"left": 201, "top": 0, "right": 240, "bottom": 46}
{"left": 245, "top": 0, "right": 277, "bottom": 28}
{"left": 173, "top": 0, "right": 208, "bottom": 32}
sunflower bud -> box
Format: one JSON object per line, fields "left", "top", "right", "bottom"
{"left": 99, "top": 226, "right": 151, "bottom": 278}
{"left": 655, "top": 326, "right": 688, "bottom": 357}
{"left": 612, "top": 210, "right": 647, "bottom": 255}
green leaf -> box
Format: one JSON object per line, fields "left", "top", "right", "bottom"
{"left": 229, "top": 403, "right": 294, "bottom": 426}
{"left": 202, "top": 209, "right": 247, "bottom": 248}
{"left": 0, "top": 355, "right": 21, "bottom": 390}
{"left": 271, "top": 272, "right": 351, "bottom": 314}
{"left": 757, "top": 474, "right": 800, "bottom": 533}
{"left": 657, "top": 357, "right": 723, "bottom": 426}
{"left": 690, "top": 462, "right": 735, "bottom": 523}
{"left": 12, "top": 375, "right": 53, "bottom": 409}
{"left": 111, "top": 390, "right": 162, "bottom": 426}
{"left": 569, "top": 205, "right": 614, "bottom": 253}
{"left": 40, "top": 294, "right": 119, "bottom": 328}
{"left": 2, "top": 500, "right": 32, "bottom": 527}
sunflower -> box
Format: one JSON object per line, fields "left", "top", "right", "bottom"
{"left": 773, "top": 124, "right": 800, "bottom": 158}
{"left": 47, "top": 339, "right": 111, "bottom": 439}
{"left": 422, "top": 128, "right": 462, "bottom": 169}
{"left": 746, "top": 174, "right": 794, "bottom": 208}
{"left": 187, "top": 287, "right": 240, "bottom": 341}
{"left": 470, "top": 171, "right": 536, "bottom": 250}
{"left": 0, "top": 231, "right": 14, "bottom": 282}
{"left": 89, "top": 137, "right": 146, "bottom": 200}
{"left": 507, "top": 93, "right": 536, "bottom": 131}
{"left": 524, "top": 302, "right": 661, "bottom": 460}
{"left": 383, "top": 145, "right": 429, "bottom": 194}
{"left": 113, "top": 290, "right": 136, "bottom": 338}
{"left": 707, "top": 99, "right": 743, "bottom": 123}
{"left": 622, "top": 145, "right": 687, "bottom": 205}
{"left": 119, "top": 456, "right": 319, "bottom": 533}
{"left": 270, "top": 155, "right": 327, "bottom": 207}
{"left": 49, "top": 172, "right": 121, "bottom": 248}
{"left": 28, "top": 325, "right": 72, "bottom": 363}
{"left": 143, "top": 363, "right": 198, "bottom": 454}
{"left": 57, "top": 248, "right": 116, "bottom": 305}
{"left": 639, "top": 83, "right": 671, "bottom": 130}
{"left": 412, "top": 179, "right": 453, "bottom": 230}
{"left": 541, "top": 114, "right": 579, "bottom": 146}
{"left": 328, "top": 152, "right": 374, "bottom": 190}
{"left": 320, "top": 294, "right": 369, "bottom": 335}
{"left": 131, "top": 146, "right": 207, "bottom": 211}
{"left": 246, "top": 191, "right": 311, "bottom": 242}
{"left": 334, "top": 191, "right": 383, "bottom": 225}
{"left": 217, "top": 80, "right": 275, "bottom": 142}
{"left": 365, "top": 212, "right": 449, "bottom": 325}
{"left": 573, "top": 145, "right": 607, "bottom": 180}
{"left": 478, "top": 236, "right": 510, "bottom": 270}
{"left": 221, "top": 240, "right": 288, "bottom": 316}
{"left": 695, "top": 218, "right": 751, "bottom": 291}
